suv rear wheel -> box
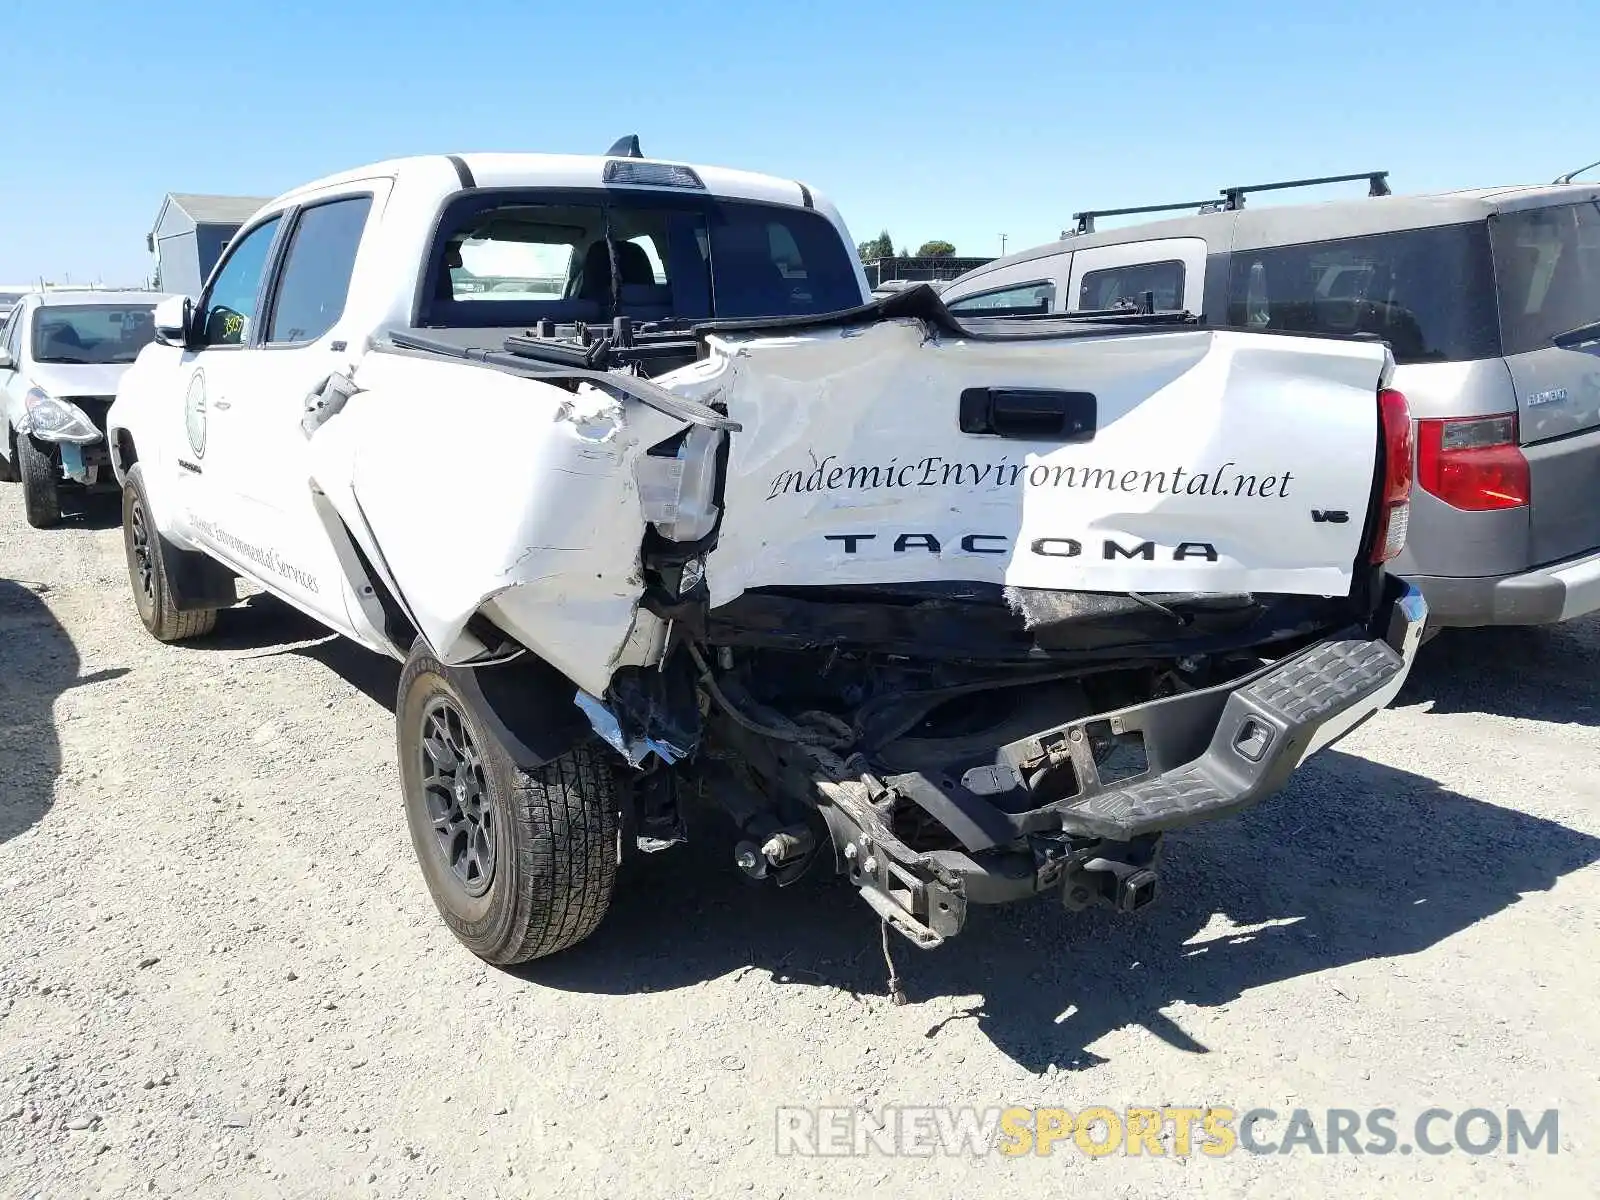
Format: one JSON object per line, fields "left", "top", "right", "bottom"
{"left": 398, "top": 641, "right": 618, "bottom": 964}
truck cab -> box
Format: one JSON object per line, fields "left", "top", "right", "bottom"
{"left": 109, "top": 148, "right": 868, "bottom": 650}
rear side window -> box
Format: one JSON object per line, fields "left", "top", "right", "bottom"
{"left": 267, "top": 196, "right": 373, "bottom": 344}
{"left": 947, "top": 281, "right": 1055, "bottom": 315}
{"left": 1080, "top": 261, "right": 1184, "bottom": 311}
{"left": 1492, "top": 201, "right": 1600, "bottom": 356}
{"left": 1225, "top": 224, "right": 1500, "bottom": 363}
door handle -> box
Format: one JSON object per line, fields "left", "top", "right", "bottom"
{"left": 211, "top": 399, "right": 232, "bottom": 411}
{"left": 959, "top": 387, "right": 1096, "bottom": 441}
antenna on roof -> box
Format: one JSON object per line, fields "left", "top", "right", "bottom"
{"left": 1553, "top": 157, "right": 1600, "bottom": 185}
{"left": 607, "top": 134, "right": 643, "bottom": 159}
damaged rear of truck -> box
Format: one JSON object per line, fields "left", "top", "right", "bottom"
{"left": 327, "top": 288, "right": 1426, "bottom": 963}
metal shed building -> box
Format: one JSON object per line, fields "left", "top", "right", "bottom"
{"left": 147, "top": 193, "right": 270, "bottom": 296}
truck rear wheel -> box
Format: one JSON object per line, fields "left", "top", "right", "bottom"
{"left": 18, "top": 436, "right": 61, "bottom": 528}
{"left": 121, "top": 464, "right": 218, "bottom": 642}
{"left": 397, "top": 643, "right": 618, "bottom": 964}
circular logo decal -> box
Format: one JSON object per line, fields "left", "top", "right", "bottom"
{"left": 185, "top": 371, "right": 207, "bottom": 459}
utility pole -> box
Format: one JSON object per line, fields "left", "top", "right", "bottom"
{"left": 999, "top": 234, "right": 1008, "bottom": 256}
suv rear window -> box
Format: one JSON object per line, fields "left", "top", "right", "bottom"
{"left": 1225, "top": 224, "right": 1500, "bottom": 363}
{"left": 1492, "top": 200, "right": 1600, "bottom": 356}
{"left": 422, "top": 193, "right": 861, "bottom": 327}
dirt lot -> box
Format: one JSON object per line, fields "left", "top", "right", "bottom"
{"left": 2, "top": 489, "right": 1598, "bottom": 1199}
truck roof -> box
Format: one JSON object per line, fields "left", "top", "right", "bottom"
{"left": 956, "top": 181, "right": 1600, "bottom": 291}
{"left": 274, "top": 152, "right": 820, "bottom": 213}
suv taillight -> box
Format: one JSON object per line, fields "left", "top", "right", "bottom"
{"left": 1372, "top": 388, "right": 1414, "bottom": 564}
{"left": 1416, "top": 414, "right": 1529, "bottom": 511}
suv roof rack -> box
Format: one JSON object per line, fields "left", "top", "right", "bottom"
{"left": 1066, "top": 197, "right": 1222, "bottom": 237}
{"left": 1553, "top": 157, "right": 1600, "bottom": 185}
{"left": 1066, "top": 170, "right": 1390, "bottom": 237}
{"left": 1217, "top": 170, "right": 1390, "bottom": 210}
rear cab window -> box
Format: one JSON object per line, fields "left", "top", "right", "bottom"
{"left": 1492, "top": 200, "right": 1600, "bottom": 355}
{"left": 421, "top": 192, "right": 861, "bottom": 327}
{"left": 1224, "top": 224, "right": 1501, "bottom": 363}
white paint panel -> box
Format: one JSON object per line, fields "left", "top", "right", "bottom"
{"left": 693, "top": 322, "right": 1385, "bottom": 605}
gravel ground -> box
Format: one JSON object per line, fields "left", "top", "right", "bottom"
{"left": 2, "top": 488, "right": 1598, "bottom": 1199}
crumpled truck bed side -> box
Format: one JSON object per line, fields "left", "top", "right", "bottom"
{"left": 308, "top": 351, "right": 687, "bottom": 696}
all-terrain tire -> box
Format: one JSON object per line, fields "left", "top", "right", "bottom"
{"left": 121, "top": 464, "right": 218, "bottom": 642}
{"left": 18, "top": 435, "right": 61, "bottom": 528}
{"left": 398, "top": 642, "right": 618, "bottom": 964}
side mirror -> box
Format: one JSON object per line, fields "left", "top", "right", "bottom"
{"left": 153, "top": 295, "right": 195, "bottom": 348}
{"left": 0, "top": 348, "right": 12, "bottom": 371}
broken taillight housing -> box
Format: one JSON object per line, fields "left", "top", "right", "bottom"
{"left": 1415, "top": 413, "right": 1530, "bottom": 511}
{"left": 1371, "top": 387, "right": 1414, "bottom": 564}
{"left": 636, "top": 424, "right": 722, "bottom": 543}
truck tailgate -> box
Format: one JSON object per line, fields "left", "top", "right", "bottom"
{"left": 698, "top": 320, "right": 1388, "bottom": 605}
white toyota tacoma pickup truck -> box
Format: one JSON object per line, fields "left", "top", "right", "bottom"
{"left": 106, "top": 141, "right": 1427, "bottom": 966}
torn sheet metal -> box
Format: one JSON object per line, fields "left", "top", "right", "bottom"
{"left": 573, "top": 691, "right": 687, "bottom": 767}
{"left": 310, "top": 350, "right": 685, "bottom": 696}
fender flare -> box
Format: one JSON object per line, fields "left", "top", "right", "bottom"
{"left": 434, "top": 646, "right": 591, "bottom": 770}
{"left": 120, "top": 461, "right": 237, "bottom": 613}
{"left": 157, "top": 534, "right": 240, "bottom": 612}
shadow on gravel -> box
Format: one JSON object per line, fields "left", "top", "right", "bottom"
{"left": 55, "top": 491, "right": 123, "bottom": 532}
{"left": 195, "top": 592, "right": 402, "bottom": 710}
{"left": 0, "top": 580, "right": 77, "bottom": 842}
{"left": 522, "top": 749, "right": 1600, "bottom": 1074}
{"left": 1400, "top": 617, "right": 1600, "bottom": 726}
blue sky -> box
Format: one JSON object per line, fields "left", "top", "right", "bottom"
{"left": 3, "top": 0, "right": 1596, "bottom": 285}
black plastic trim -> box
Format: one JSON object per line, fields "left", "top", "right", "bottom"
{"left": 444, "top": 654, "right": 588, "bottom": 770}
{"left": 882, "top": 576, "right": 1421, "bottom": 849}
{"left": 445, "top": 155, "right": 476, "bottom": 190}
{"left": 157, "top": 534, "right": 238, "bottom": 612}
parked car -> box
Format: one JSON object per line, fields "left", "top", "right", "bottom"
{"left": 0, "top": 289, "right": 27, "bottom": 323}
{"left": 106, "top": 146, "right": 1424, "bottom": 966}
{"left": 0, "top": 289, "right": 165, "bottom": 526}
{"left": 942, "top": 173, "right": 1600, "bottom": 630}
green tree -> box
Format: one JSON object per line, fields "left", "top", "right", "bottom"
{"left": 856, "top": 231, "right": 896, "bottom": 262}
{"left": 917, "top": 240, "right": 957, "bottom": 258}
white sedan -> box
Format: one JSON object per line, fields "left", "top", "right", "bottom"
{"left": 0, "top": 289, "right": 166, "bottom": 527}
